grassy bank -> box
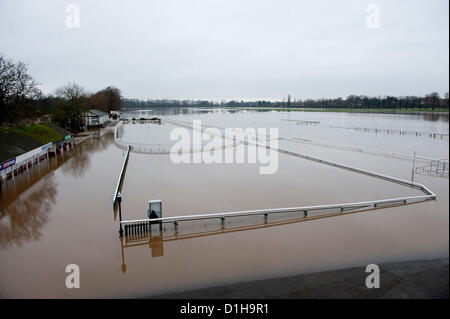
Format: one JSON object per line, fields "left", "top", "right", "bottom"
{"left": 0, "top": 123, "right": 68, "bottom": 162}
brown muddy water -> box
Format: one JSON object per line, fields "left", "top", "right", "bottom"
{"left": 0, "top": 110, "right": 448, "bottom": 298}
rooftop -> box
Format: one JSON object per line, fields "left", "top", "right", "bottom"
{"left": 89, "top": 109, "right": 108, "bottom": 117}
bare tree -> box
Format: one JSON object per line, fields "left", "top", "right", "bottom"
{"left": 0, "top": 54, "right": 41, "bottom": 122}
{"left": 54, "top": 82, "right": 86, "bottom": 100}
{"left": 52, "top": 82, "right": 87, "bottom": 132}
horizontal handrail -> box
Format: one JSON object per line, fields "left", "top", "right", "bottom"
{"left": 113, "top": 145, "right": 130, "bottom": 206}
{"left": 282, "top": 137, "right": 437, "bottom": 163}
{"left": 120, "top": 119, "right": 436, "bottom": 228}
{"left": 121, "top": 194, "right": 432, "bottom": 225}
{"left": 165, "top": 118, "right": 436, "bottom": 196}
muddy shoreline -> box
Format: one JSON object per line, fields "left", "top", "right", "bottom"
{"left": 150, "top": 258, "right": 449, "bottom": 299}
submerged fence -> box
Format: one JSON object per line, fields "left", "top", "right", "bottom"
{"left": 330, "top": 125, "right": 449, "bottom": 140}
{"left": 119, "top": 200, "right": 429, "bottom": 269}
{"left": 121, "top": 194, "right": 432, "bottom": 238}
{"left": 113, "top": 145, "right": 130, "bottom": 207}
{"left": 415, "top": 159, "right": 449, "bottom": 178}
{"left": 281, "top": 118, "right": 449, "bottom": 140}
{"left": 282, "top": 137, "right": 436, "bottom": 163}
{"left": 119, "top": 118, "right": 436, "bottom": 237}
{"left": 114, "top": 120, "right": 239, "bottom": 154}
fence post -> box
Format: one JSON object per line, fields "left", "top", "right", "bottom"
{"left": 443, "top": 160, "right": 447, "bottom": 176}
{"left": 411, "top": 151, "right": 416, "bottom": 182}
{"left": 118, "top": 193, "right": 124, "bottom": 236}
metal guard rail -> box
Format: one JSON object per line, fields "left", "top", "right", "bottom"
{"left": 114, "top": 120, "right": 238, "bottom": 154}
{"left": 121, "top": 118, "right": 436, "bottom": 227}
{"left": 113, "top": 145, "right": 130, "bottom": 207}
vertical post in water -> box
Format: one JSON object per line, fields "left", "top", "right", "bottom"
{"left": 443, "top": 160, "right": 446, "bottom": 177}
{"left": 118, "top": 193, "right": 124, "bottom": 236}
{"left": 411, "top": 151, "right": 416, "bottom": 182}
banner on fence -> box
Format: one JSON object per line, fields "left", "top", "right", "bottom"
{"left": 0, "top": 158, "right": 16, "bottom": 171}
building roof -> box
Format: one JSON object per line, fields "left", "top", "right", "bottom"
{"left": 89, "top": 109, "right": 108, "bottom": 117}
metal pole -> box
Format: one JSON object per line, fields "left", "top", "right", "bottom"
{"left": 411, "top": 151, "right": 416, "bottom": 182}
{"left": 27, "top": 162, "right": 30, "bottom": 184}
{"left": 118, "top": 193, "right": 124, "bottom": 236}
{"left": 120, "top": 235, "right": 126, "bottom": 273}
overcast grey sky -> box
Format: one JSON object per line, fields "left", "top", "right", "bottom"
{"left": 0, "top": 0, "right": 448, "bottom": 100}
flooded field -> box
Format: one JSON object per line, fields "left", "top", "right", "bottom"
{"left": 0, "top": 109, "right": 448, "bottom": 298}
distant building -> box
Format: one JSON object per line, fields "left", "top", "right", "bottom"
{"left": 83, "top": 109, "right": 109, "bottom": 128}
{"left": 110, "top": 110, "right": 121, "bottom": 120}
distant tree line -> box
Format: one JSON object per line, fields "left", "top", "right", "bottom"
{"left": 0, "top": 54, "right": 122, "bottom": 132}
{"left": 123, "top": 93, "right": 449, "bottom": 111}
{"left": 299, "top": 93, "right": 448, "bottom": 110}
{"left": 2, "top": 53, "right": 448, "bottom": 131}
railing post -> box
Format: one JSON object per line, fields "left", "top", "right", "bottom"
{"left": 118, "top": 193, "right": 124, "bottom": 236}
{"left": 443, "top": 160, "right": 447, "bottom": 176}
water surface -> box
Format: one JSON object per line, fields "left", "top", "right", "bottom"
{"left": 0, "top": 109, "right": 448, "bottom": 298}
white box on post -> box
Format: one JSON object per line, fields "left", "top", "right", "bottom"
{"left": 147, "top": 200, "right": 162, "bottom": 220}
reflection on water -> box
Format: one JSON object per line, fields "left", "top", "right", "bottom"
{"left": 0, "top": 130, "right": 115, "bottom": 249}
{"left": 123, "top": 107, "right": 206, "bottom": 117}
{"left": 120, "top": 229, "right": 164, "bottom": 273}
{"left": 61, "top": 131, "right": 114, "bottom": 178}
{"left": 119, "top": 199, "right": 430, "bottom": 272}
{"left": 124, "top": 107, "right": 450, "bottom": 123}
{"left": 0, "top": 173, "right": 57, "bottom": 248}
{"left": 420, "top": 113, "right": 449, "bottom": 123}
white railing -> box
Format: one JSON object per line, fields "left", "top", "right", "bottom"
{"left": 282, "top": 137, "right": 436, "bottom": 163}
{"left": 114, "top": 120, "right": 238, "bottom": 154}
{"left": 113, "top": 145, "right": 130, "bottom": 206}
{"left": 0, "top": 142, "right": 53, "bottom": 181}
{"left": 120, "top": 118, "right": 436, "bottom": 234}
{"left": 415, "top": 159, "right": 449, "bottom": 178}
{"left": 328, "top": 125, "right": 449, "bottom": 140}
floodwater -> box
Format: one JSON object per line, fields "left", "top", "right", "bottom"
{"left": 0, "top": 109, "right": 448, "bottom": 298}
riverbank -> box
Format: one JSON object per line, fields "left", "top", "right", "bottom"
{"left": 151, "top": 258, "right": 449, "bottom": 299}
{"left": 0, "top": 123, "right": 70, "bottom": 162}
